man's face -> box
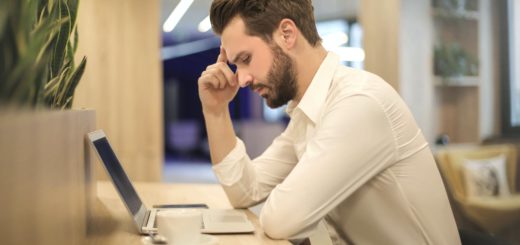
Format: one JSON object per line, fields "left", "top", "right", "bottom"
{"left": 256, "top": 44, "right": 297, "bottom": 108}
{"left": 221, "top": 17, "right": 298, "bottom": 108}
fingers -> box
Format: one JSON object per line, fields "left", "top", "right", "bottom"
{"left": 217, "top": 46, "right": 228, "bottom": 63}
{"left": 215, "top": 62, "right": 236, "bottom": 86}
{"left": 199, "top": 46, "right": 237, "bottom": 90}
{"left": 201, "top": 69, "right": 226, "bottom": 89}
{"left": 199, "top": 72, "right": 223, "bottom": 89}
{"left": 215, "top": 47, "right": 236, "bottom": 85}
{"left": 199, "top": 63, "right": 237, "bottom": 89}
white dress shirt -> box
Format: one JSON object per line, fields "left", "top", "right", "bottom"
{"left": 213, "top": 53, "right": 461, "bottom": 245}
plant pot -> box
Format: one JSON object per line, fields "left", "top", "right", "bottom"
{"left": 0, "top": 110, "right": 96, "bottom": 245}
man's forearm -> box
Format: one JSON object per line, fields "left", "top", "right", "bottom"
{"left": 203, "top": 109, "right": 237, "bottom": 164}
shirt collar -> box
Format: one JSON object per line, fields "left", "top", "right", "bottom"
{"left": 286, "top": 52, "right": 340, "bottom": 123}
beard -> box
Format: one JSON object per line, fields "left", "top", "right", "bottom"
{"left": 250, "top": 44, "right": 298, "bottom": 108}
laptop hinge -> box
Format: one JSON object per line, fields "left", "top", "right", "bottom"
{"left": 142, "top": 209, "right": 158, "bottom": 233}
{"left": 141, "top": 210, "right": 151, "bottom": 233}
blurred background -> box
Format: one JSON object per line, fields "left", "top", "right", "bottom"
{"left": 71, "top": 0, "right": 519, "bottom": 183}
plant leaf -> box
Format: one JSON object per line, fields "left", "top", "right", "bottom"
{"left": 67, "top": 0, "right": 79, "bottom": 31}
{"left": 73, "top": 26, "right": 78, "bottom": 53}
{"left": 44, "top": 76, "right": 60, "bottom": 98}
{"left": 62, "top": 96, "right": 73, "bottom": 109}
{"left": 61, "top": 56, "right": 86, "bottom": 109}
{"left": 4, "top": 11, "right": 60, "bottom": 104}
{"left": 50, "top": 0, "right": 71, "bottom": 78}
{"left": 48, "top": 0, "right": 55, "bottom": 13}
{"left": 0, "top": 0, "right": 8, "bottom": 42}
{"left": 53, "top": 65, "right": 72, "bottom": 107}
{"left": 66, "top": 40, "right": 74, "bottom": 68}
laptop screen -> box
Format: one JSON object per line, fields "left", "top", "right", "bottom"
{"left": 91, "top": 136, "right": 143, "bottom": 215}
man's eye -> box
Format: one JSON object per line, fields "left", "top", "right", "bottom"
{"left": 242, "top": 55, "right": 251, "bottom": 64}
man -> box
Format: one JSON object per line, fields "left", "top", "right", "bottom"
{"left": 197, "top": 0, "right": 461, "bottom": 244}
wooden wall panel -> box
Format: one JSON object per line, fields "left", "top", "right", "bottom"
{"left": 360, "top": 0, "right": 400, "bottom": 90}
{"left": 436, "top": 87, "right": 480, "bottom": 143}
{"left": 73, "top": 0, "right": 163, "bottom": 181}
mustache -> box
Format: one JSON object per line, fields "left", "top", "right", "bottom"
{"left": 249, "top": 83, "right": 271, "bottom": 91}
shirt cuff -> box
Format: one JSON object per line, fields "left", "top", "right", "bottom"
{"left": 212, "top": 137, "right": 247, "bottom": 186}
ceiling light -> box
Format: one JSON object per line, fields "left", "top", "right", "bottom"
{"left": 163, "top": 0, "right": 194, "bottom": 32}
{"left": 198, "top": 15, "right": 211, "bottom": 32}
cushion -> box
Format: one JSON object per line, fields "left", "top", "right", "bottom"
{"left": 462, "top": 155, "right": 510, "bottom": 198}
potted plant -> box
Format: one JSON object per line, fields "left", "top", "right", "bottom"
{"left": 434, "top": 42, "right": 479, "bottom": 85}
{"left": 0, "top": 1, "right": 95, "bottom": 244}
{"left": 0, "top": 0, "right": 87, "bottom": 108}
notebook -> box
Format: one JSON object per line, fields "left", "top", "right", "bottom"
{"left": 87, "top": 129, "right": 255, "bottom": 234}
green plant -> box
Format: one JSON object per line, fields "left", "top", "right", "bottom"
{"left": 432, "top": 0, "right": 459, "bottom": 10}
{"left": 0, "top": 0, "right": 87, "bottom": 109}
{"left": 434, "top": 42, "right": 478, "bottom": 79}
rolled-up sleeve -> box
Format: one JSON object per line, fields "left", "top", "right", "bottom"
{"left": 212, "top": 130, "right": 299, "bottom": 208}
{"left": 212, "top": 138, "right": 249, "bottom": 186}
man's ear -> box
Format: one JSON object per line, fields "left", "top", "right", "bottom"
{"left": 277, "top": 18, "right": 297, "bottom": 49}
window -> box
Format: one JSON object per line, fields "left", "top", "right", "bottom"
{"left": 501, "top": 0, "right": 520, "bottom": 135}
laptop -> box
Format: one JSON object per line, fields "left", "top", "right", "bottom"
{"left": 87, "top": 129, "right": 255, "bottom": 234}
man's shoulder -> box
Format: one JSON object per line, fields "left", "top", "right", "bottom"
{"left": 330, "top": 66, "right": 393, "bottom": 97}
{"left": 323, "top": 66, "right": 407, "bottom": 120}
{"left": 334, "top": 65, "right": 390, "bottom": 83}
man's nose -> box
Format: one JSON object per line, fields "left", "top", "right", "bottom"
{"left": 237, "top": 71, "right": 253, "bottom": 88}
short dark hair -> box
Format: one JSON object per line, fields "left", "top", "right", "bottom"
{"left": 210, "top": 0, "right": 322, "bottom": 46}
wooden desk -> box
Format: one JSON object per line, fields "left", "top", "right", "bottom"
{"left": 87, "top": 181, "right": 290, "bottom": 245}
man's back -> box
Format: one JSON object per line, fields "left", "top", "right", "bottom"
{"left": 280, "top": 64, "right": 459, "bottom": 244}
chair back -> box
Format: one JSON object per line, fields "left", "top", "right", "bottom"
{"left": 436, "top": 144, "right": 517, "bottom": 201}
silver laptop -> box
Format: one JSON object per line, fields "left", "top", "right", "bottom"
{"left": 87, "top": 130, "right": 255, "bottom": 234}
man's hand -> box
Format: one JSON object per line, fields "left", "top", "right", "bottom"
{"left": 198, "top": 47, "right": 239, "bottom": 115}
{"left": 197, "top": 47, "right": 239, "bottom": 164}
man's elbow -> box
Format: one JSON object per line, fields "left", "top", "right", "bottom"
{"left": 222, "top": 184, "right": 266, "bottom": 209}
{"left": 226, "top": 194, "right": 262, "bottom": 209}
{"left": 229, "top": 200, "right": 250, "bottom": 209}
{"left": 260, "top": 211, "right": 303, "bottom": 239}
